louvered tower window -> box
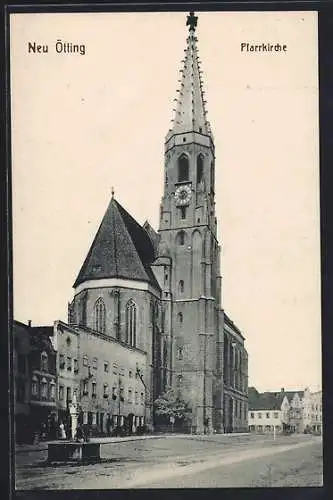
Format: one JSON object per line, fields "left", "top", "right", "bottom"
{"left": 178, "top": 154, "right": 189, "bottom": 182}
{"left": 197, "top": 154, "right": 204, "bottom": 183}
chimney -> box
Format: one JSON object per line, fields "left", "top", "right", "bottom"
{"left": 28, "top": 320, "right": 32, "bottom": 327}
{"left": 281, "top": 388, "right": 285, "bottom": 393}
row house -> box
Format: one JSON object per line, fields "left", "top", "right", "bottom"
{"left": 248, "top": 388, "right": 284, "bottom": 433}
{"left": 13, "top": 321, "right": 57, "bottom": 443}
{"left": 28, "top": 325, "right": 57, "bottom": 436}
{"left": 302, "top": 388, "right": 322, "bottom": 434}
{"left": 248, "top": 387, "right": 321, "bottom": 434}
{"left": 53, "top": 320, "right": 147, "bottom": 436}
{"left": 309, "top": 390, "right": 322, "bottom": 434}
{"left": 13, "top": 321, "right": 31, "bottom": 443}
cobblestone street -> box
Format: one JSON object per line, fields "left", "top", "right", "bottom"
{"left": 15, "top": 433, "right": 323, "bottom": 489}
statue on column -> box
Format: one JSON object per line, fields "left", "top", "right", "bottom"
{"left": 69, "top": 390, "right": 79, "bottom": 441}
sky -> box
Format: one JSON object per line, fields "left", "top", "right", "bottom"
{"left": 10, "top": 11, "right": 321, "bottom": 393}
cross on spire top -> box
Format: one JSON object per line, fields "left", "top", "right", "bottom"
{"left": 186, "top": 11, "right": 198, "bottom": 32}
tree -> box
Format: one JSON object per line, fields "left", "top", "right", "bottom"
{"left": 154, "top": 387, "right": 192, "bottom": 423}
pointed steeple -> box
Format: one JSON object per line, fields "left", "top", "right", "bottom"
{"left": 166, "top": 12, "right": 212, "bottom": 140}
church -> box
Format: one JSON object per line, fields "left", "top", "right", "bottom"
{"left": 53, "top": 12, "right": 249, "bottom": 435}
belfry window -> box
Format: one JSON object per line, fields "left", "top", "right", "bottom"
{"left": 178, "top": 280, "right": 184, "bottom": 294}
{"left": 180, "top": 207, "right": 186, "bottom": 219}
{"left": 178, "top": 154, "right": 189, "bottom": 182}
{"left": 210, "top": 161, "right": 215, "bottom": 192}
{"left": 197, "top": 155, "right": 204, "bottom": 183}
{"left": 126, "top": 300, "right": 137, "bottom": 347}
{"left": 94, "top": 297, "right": 106, "bottom": 333}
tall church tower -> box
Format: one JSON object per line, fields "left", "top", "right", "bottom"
{"left": 156, "top": 12, "right": 223, "bottom": 433}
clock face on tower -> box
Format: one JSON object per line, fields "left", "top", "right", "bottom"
{"left": 175, "top": 184, "right": 192, "bottom": 206}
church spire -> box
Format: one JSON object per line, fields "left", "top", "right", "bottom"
{"left": 166, "top": 12, "right": 212, "bottom": 140}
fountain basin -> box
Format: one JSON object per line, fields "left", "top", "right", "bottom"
{"left": 47, "top": 441, "right": 101, "bottom": 464}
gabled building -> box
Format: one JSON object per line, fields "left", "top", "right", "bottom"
{"left": 28, "top": 325, "right": 57, "bottom": 436}
{"left": 248, "top": 387, "right": 283, "bottom": 434}
{"left": 248, "top": 387, "right": 309, "bottom": 434}
{"left": 13, "top": 321, "right": 31, "bottom": 443}
{"left": 309, "top": 390, "right": 322, "bottom": 434}
{"left": 302, "top": 387, "right": 322, "bottom": 434}
{"left": 13, "top": 321, "right": 57, "bottom": 442}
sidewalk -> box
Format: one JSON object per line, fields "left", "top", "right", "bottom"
{"left": 15, "top": 432, "right": 250, "bottom": 453}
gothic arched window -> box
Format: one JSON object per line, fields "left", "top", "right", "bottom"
{"left": 197, "top": 154, "right": 204, "bottom": 183}
{"left": 178, "top": 154, "right": 189, "bottom": 182}
{"left": 177, "top": 312, "right": 183, "bottom": 324}
{"left": 126, "top": 300, "right": 137, "bottom": 347}
{"left": 178, "top": 280, "right": 184, "bottom": 294}
{"left": 210, "top": 161, "right": 215, "bottom": 192}
{"left": 94, "top": 297, "right": 106, "bottom": 333}
{"left": 176, "top": 230, "right": 185, "bottom": 246}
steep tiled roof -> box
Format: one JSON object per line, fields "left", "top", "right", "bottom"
{"left": 73, "top": 198, "right": 160, "bottom": 291}
{"left": 248, "top": 387, "right": 305, "bottom": 410}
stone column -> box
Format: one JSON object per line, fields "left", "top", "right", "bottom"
{"left": 68, "top": 391, "right": 79, "bottom": 440}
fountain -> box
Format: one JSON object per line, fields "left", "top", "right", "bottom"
{"left": 47, "top": 391, "right": 101, "bottom": 464}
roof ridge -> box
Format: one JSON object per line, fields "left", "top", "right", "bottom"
{"left": 73, "top": 197, "right": 160, "bottom": 290}
{"left": 113, "top": 200, "right": 150, "bottom": 279}
{"left": 112, "top": 199, "right": 118, "bottom": 277}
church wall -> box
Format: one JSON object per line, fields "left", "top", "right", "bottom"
{"left": 222, "top": 317, "right": 249, "bottom": 432}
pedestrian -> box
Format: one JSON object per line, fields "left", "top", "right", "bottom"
{"left": 59, "top": 421, "right": 66, "bottom": 440}
{"left": 41, "top": 422, "right": 47, "bottom": 440}
{"left": 75, "top": 425, "right": 84, "bottom": 443}
{"left": 82, "top": 424, "right": 90, "bottom": 442}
